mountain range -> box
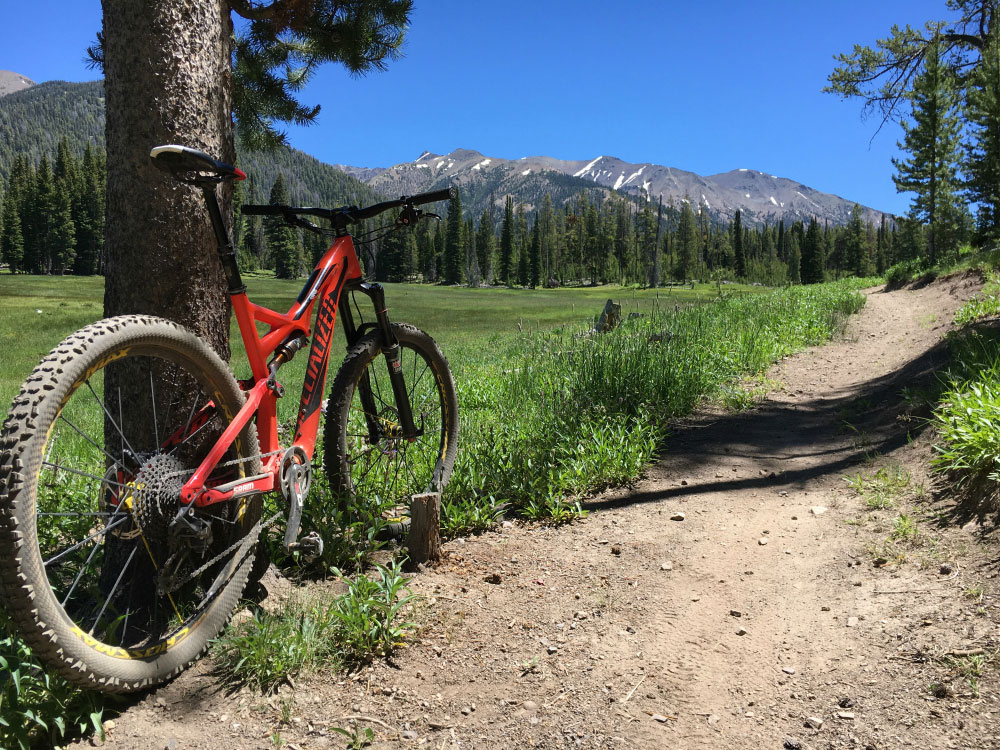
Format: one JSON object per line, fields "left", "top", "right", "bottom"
{"left": 337, "top": 149, "right": 888, "bottom": 227}
{"left": 1, "top": 74, "right": 889, "bottom": 227}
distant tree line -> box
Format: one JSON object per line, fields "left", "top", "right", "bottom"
{"left": 0, "top": 137, "right": 106, "bottom": 274}
{"left": 369, "top": 186, "right": 908, "bottom": 288}
{"left": 3, "top": 143, "right": 917, "bottom": 289}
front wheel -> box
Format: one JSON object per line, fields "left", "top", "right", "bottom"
{"left": 324, "top": 323, "right": 458, "bottom": 518}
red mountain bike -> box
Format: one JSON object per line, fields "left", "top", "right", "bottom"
{"left": 0, "top": 145, "right": 458, "bottom": 692}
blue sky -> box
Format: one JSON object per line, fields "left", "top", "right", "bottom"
{"left": 2, "top": 1, "right": 955, "bottom": 215}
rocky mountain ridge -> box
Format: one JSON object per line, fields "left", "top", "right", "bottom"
{"left": 336, "top": 148, "right": 888, "bottom": 227}
{"left": 0, "top": 70, "right": 34, "bottom": 97}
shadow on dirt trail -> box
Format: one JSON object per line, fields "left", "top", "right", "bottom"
{"left": 584, "top": 333, "right": 953, "bottom": 514}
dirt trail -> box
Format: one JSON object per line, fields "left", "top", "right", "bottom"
{"left": 81, "top": 275, "right": 1000, "bottom": 750}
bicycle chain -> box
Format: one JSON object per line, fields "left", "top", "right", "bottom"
{"left": 156, "top": 449, "right": 291, "bottom": 591}
{"left": 175, "top": 507, "right": 284, "bottom": 588}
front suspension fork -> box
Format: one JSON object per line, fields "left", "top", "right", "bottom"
{"left": 341, "top": 282, "right": 418, "bottom": 439}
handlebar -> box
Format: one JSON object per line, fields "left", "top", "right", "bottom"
{"left": 242, "top": 186, "right": 456, "bottom": 228}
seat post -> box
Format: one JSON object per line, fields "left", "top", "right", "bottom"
{"left": 201, "top": 186, "right": 246, "bottom": 295}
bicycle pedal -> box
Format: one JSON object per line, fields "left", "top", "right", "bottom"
{"left": 288, "top": 531, "right": 324, "bottom": 562}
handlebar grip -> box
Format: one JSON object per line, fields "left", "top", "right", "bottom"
{"left": 241, "top": 204, "right": 287, "bottom": 216}
{"left": 411, "top": 186, "right": 455, "bottom": 205}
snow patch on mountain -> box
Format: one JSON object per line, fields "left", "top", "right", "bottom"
{"left": 574, "top": 156, "right": 603, "bottom": 178}
{"left": 623, "top": 166, "right": 645, "bottom": 186}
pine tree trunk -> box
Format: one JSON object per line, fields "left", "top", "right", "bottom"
{"left": 103, "top": 0, "right": 235, "bottom": 357}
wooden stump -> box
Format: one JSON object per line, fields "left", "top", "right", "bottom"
{"left": 408, "top": 492, "right": 442, "bottom": 564}
{"left": 595, "top": 299, "right": 622, "bottom": 333}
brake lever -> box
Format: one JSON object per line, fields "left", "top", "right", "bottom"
{"left": 396, "top": 207, "right": 442, "bottom": 228}
{"left": 284, "top": 214, "right": 322, "bottom": 233}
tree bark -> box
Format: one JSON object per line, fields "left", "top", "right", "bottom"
{"left": 103, "top": 0, "right": 235, "bottom": 357}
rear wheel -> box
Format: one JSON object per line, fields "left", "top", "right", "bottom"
{"left": 324, "top": 323, "right": 458, "bottom": 524}
{"left": 0, "top": 316, "right": 262, "bottom": 692}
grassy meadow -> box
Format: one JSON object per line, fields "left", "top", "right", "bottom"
{"left": 0, "top": 273, "right": 727, "bottom": 412}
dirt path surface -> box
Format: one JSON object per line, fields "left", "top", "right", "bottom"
{"left": 81, "top": 275, "right": 1000, "bottom": 750}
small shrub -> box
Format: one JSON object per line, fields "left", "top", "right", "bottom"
{"left": 0, "top": 613, "right": 106, "bottom": 749}
{"left": 954, "top": 271, "right": 1000, "bottom": 326}
{"left": 885, "top": 258, "right": 927, "bottom": 288}
{"left": 212, "top": 560, "right": 416, "bottom": 691}
{"left": 891, "top": 513, "right": 919, "bottom": 542}
{"left": 326, "top": 559, "right": 416, "bottom": 667}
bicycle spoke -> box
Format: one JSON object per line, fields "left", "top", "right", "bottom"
{"left": 408, "top": 361, "right": 430, "bottom": 403}
{"left": 159, "top": 390, "right": 174, "bottom": 451}
{"left": 41, "top": 461, "right": 134, "bottom": 491}
{"left": 89, "top": 545, "right": 137, "bottom": 636}
{"left": 150, "top": 371, "right": 159, "bottom": 448}
{"left": 180, "top": 395, "right": 200, "bottom": 443}
{"left": 44, "top": 516, "right": 129, "bottom": 568}
{"left": 86, "top": 379, "right": 137, "bottom": 463}
{"left": 168, "top": 407, "right": 215, "bottom": 455}
{"left": 387, "top": 445, "right": 404, "bottom": 501}
{"left": 61, "top": 524, "right": 110, "bottom": 607}
{"left": 371, "top": 366, "right": 387, "bottom": 408}
{"left": 57, "top": 414, "right": 125, "bottom": 472}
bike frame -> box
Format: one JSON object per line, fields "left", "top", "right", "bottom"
{"left": 176, "top": 186, "right": 391, "bottom": 509}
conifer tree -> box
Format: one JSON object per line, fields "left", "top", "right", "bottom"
{"left": 733, "top": 209, "right": 747, "bottom": 278}
{"left": 529, "top": 214, "right": 541, "bottom": 289}
{"left": 376, "top": 228, "right": 410, "bottom": 282}
{"left": 465, "top": 216, "right": 480, "bottom": 287}
{"left": 1, "top": 179, "right": 24, "bottom": 273}
{"left": 892, "top": 35, "right": 965, "bottom": 264}
{"left": 475, "top": 207, "right": 495, "bottom": 284}
{"left": 266, "top": 173, "right": 301, "bottom": 279}
{"left": 876, "top": 215, "right": 891, "bottom": 271}
{"left": 24, "top": 156, "right": 55, "bottom": 273}
{"left": 540, "top": 193, "right": 556, "bottom": 284}
{"left": 499, "top": 195, "right": 514, "bottom": 285}
{"left": 516, "top": 203, "right": 529, "bottom": 286}
{"left": 73, "top": 143, "right": 105, "bottom": 274}
{"left": 787, "top": 225, "right": 802, "bottom": 284}
{"left": 443, "top": 187, "right": 463, "bottom": 284}
{"left": 801, "top": 217, "right": 824, "bottom": 284}
{"left": 676, "top": 200, "right": 696, "bottom": 281}
{"left": 48, "top": 176, "right": 77, "bottom": 274}
{"left": 965, "top": 22, "right": 1000, "bottom": 245}
{"left": 845, "top": 204, "right": 870, "bottom": 276}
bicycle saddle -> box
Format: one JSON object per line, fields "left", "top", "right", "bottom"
{"left": 150, "top": 144, "right": 246, "bottom": 182}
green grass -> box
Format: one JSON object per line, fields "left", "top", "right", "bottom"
{"left": 844, "top": 462, "right": 911, "bottom": 510}
{"left": 441, "top": 279, "right": 867, "bottom": 533}
{"left": 932, "top": 272, "right": 1000, "bottom": 489}
{"left": 0, "top": 611, "right": 107, "bottom": 749}
{"left": 885, "top": 245, "right": 1000, "bottom": 289}
{"left": 211, "top": 560, "right": 415, "bottom": 692}
{"left": 953, "top": 270, "right": 1000, "bottom": 326}
{"left": 0, "top": 274, "right": 734, "bottom": 416}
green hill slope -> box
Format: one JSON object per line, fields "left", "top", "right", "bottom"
{"left": 0, "top": 79, "right": 378, "bottom": 208}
